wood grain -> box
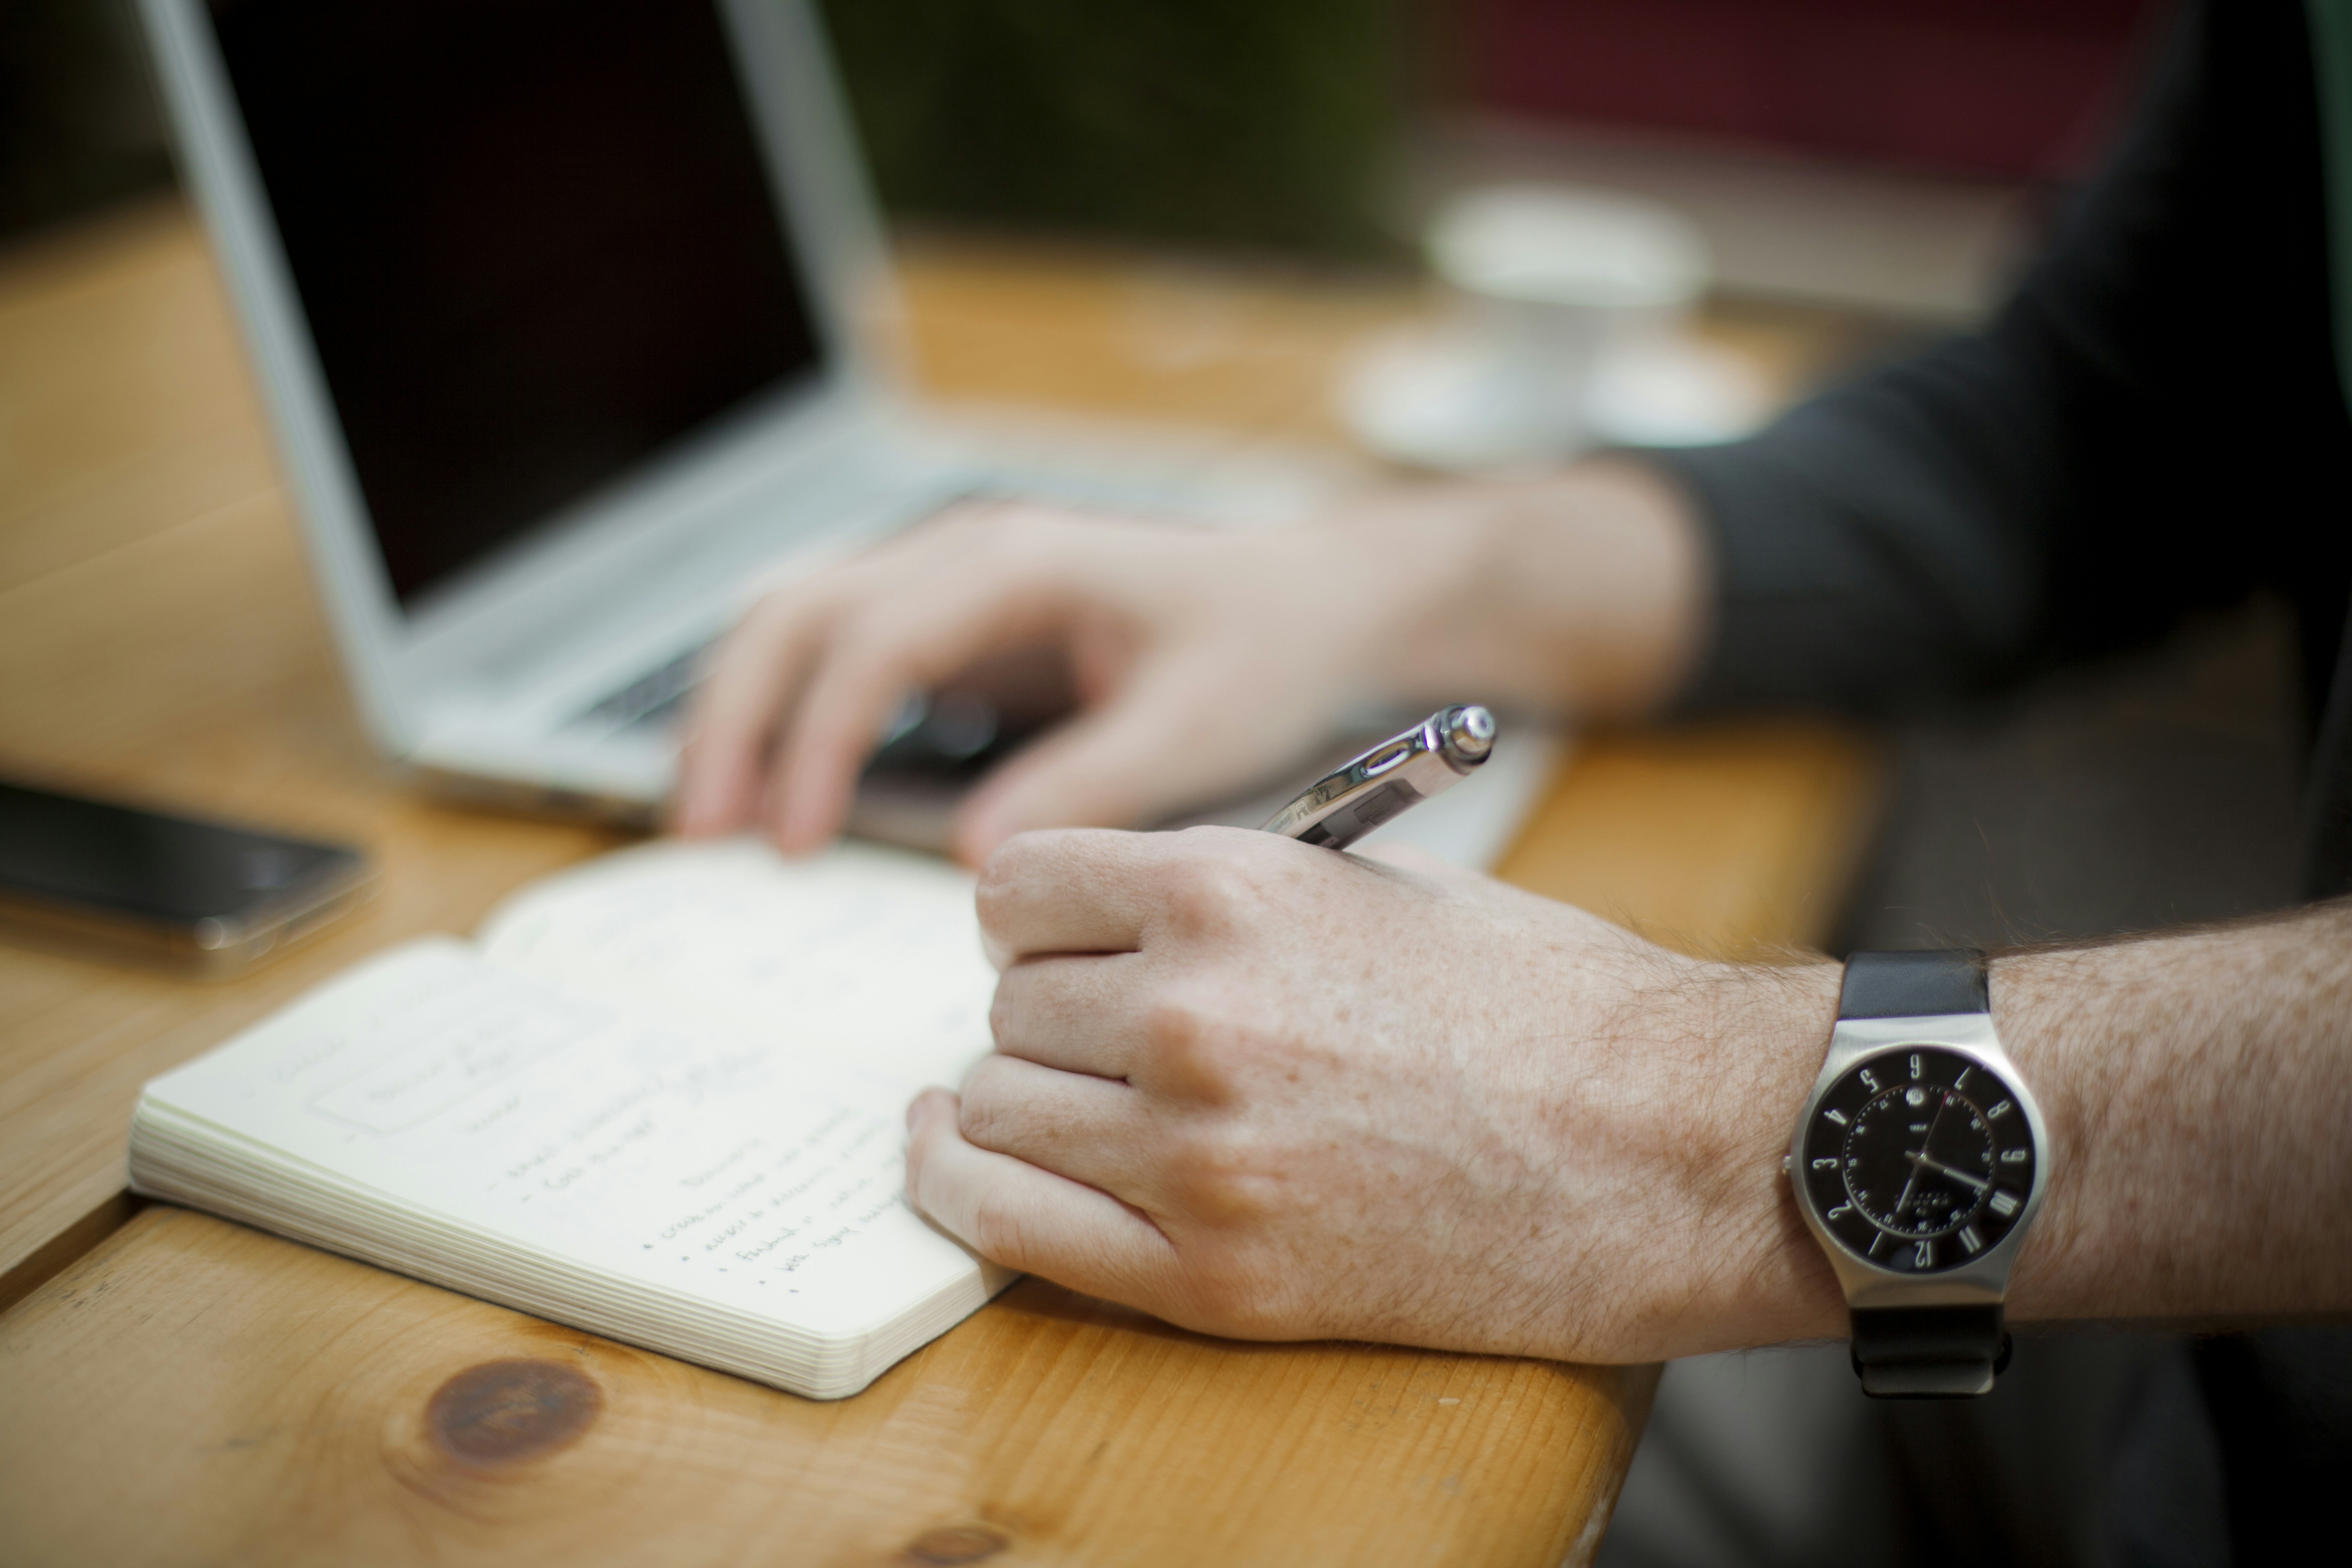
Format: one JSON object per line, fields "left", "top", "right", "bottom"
{"left": 0, "top": 199, "right": 1879, "bottom": 1565}
{"left": 0, "top": 1207, "right": 1651, "bottom": 1566}
{"left": 1496, "top": 722, "right": 1882, "bottom": 959}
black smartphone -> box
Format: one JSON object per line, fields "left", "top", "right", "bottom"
{"left": 0, "top": 780, "right": 375, "bottom": 974}
{"left": 841, "top": 646, "right": 1075, "bottom": 854}
{"left": 847, "top": 683, "right": 1068, "bottom": 854}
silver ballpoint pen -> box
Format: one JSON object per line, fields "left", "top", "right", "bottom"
{"left": 1261, "top": 705, "right": 1496, "bottom": 851}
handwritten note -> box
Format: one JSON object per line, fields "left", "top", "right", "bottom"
{"left": 475, "top": 838, "right": 996, "bottom": 1093}
{"left": 142, "top": 936, "right": 987, "bottom": 1341}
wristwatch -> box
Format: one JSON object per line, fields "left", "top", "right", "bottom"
{"left": 1783, "top": 950, "right": 2048, "bottom": 1398}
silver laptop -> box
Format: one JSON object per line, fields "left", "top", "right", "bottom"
{"left": 139, "top": 0, "right": 1560, "bottom": 861}
{"left": 134, "top": 0, "right": 1318, "bottom": 827}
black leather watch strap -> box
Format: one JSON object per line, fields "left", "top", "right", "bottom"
{"left": 1850, "top": 1305, "right": 2012, "bottom": 1398}
{"left": 1838, "top": 949, "right": 1988, "bottom": 1020}
{"left": 1837, "top": 951, "right": 2007, "bottom": 1398}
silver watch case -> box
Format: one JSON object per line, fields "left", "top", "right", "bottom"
{"left": 1785, "top": 1012, "right": 2050, "bottom": 1311}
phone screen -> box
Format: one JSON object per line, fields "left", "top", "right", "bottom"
{"left": 0, "top": 781, "right": 363, "bottom": 926}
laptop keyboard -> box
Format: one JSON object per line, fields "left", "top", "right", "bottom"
{"left": 575, "top": 644, "right": 707, "bottom": 734}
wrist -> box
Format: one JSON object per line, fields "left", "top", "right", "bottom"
{"left": 1315, "top": 460, "right": 1710, "bottom": 720}
{"left": 1770, "top": 951, "right": 2050, "bottom": 1398}
{"left": 1520, "top": 458, "right": 1712, "bottom": 717}
{"left": 1667, "top": 957, "right": 1849, "bottom": 1355}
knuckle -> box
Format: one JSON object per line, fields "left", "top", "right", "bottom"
{"left": 965, "top": 1185, "right": 1033, "bottom": 1268}
{"left": 1157, "top": 843, "right": 1261, "bottom": 936}
{"left": 1141, "top": 991, "right": 1235, "bottom": 1083}
{"left": 976, "top": 829, "right": 1087, "bottom": 934}
{"left": 1142, "top": 990, "right": 1207, "bottom": 1051}
{"left": 826, "top": 608, "right": 911, "bottom": 674}
{"left": 954, "top": 1058, "right": 1014, "bottom": 1143}
{"left": 1160, "top": 1129, "right": 1274, "bottom": 1221}
{"left": 974, "top": 847, "right": 1024, "bottom": 922}
{"left": 973, "top": 851, "right": 1034, "bottom": 939}
{"left": 1143, "top": 992, "right": 1274, "bottom": 1103}
{"left": 735, "top": 579, "right": 831, "bottom": 648}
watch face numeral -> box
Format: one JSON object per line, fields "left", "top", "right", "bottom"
{"left": 1804, "top": 1046, "right": 2037, "bottom": 1276}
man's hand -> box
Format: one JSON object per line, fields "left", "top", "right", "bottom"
{"left": 907, "top": 828, "right": 2352, "bottom": 1362}
{"left": 673, "top": 464, "right": 1705, "bottom": 864}
{"left": 677, "top": 503, "right": 1431, "bottom": 862}
{"left": 905, "top": 825, "right": 1847, "bottom": 1364}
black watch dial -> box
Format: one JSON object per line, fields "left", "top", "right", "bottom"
{"left": 1799, "top": 1047, "right": 2035, "bottom": 1274}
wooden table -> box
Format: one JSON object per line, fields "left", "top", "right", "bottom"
{"left": 0, "top": 199, "right": 1878, "bottom": 1565}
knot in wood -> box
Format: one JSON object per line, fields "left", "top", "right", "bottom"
{"left": 904, "top": 1524, "right": 1011, "bottom": 1564}
{"left": 426, "top": 1358, "right": 603, "bottom": 1464}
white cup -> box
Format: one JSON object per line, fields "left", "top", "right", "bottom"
{"left": 1341, "top": 183, "right": 1721, "bottom": 470}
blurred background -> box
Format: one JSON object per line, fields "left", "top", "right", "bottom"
{"left": 3, "top": 2, "right": 2288, "bottom": 1564}
{"left": 8, "top": 0, "right": 2160, "bottom": 293}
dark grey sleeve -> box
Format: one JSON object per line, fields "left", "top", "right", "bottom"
{"left": 1657, "top": 336, "right": 2067, "bottom": 714}
{"left": 1654, "top": 0, "right": 2352, "bottom": 718}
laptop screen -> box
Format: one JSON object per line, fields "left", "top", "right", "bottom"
{"left": 207, "top": 0, "right": 825, "bottom": 609}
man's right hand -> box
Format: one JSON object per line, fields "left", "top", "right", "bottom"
{"left": 673, "top": 462, "right": 1707, "bottom": 864}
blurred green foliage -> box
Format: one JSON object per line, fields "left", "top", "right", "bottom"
{"left": 0, "top": 0, "right": 1411, "bottom": 257}
{"left": 817, "top": 0, "right": 1411, "bottom": 258}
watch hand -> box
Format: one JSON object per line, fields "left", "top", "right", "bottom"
{"left": 1888, "top": 1092, "right": 1949, "bottom": 1221}
{"left": 1891, "top": 1161, "right": 1921, "bottom": 1217}
{"left": 1905, "top": 1150, "right": 1991, "bottom": 1193}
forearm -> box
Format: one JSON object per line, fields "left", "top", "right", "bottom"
{"left": 1694, "top": 905, "right": 2352, "bottom": 1355}
{"left": 1997, "top": 903, "right": 2352, "bottom": 1323}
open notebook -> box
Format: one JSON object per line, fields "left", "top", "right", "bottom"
{"left": 128, "top": 838, "right": 1013, "bottom": 1400}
